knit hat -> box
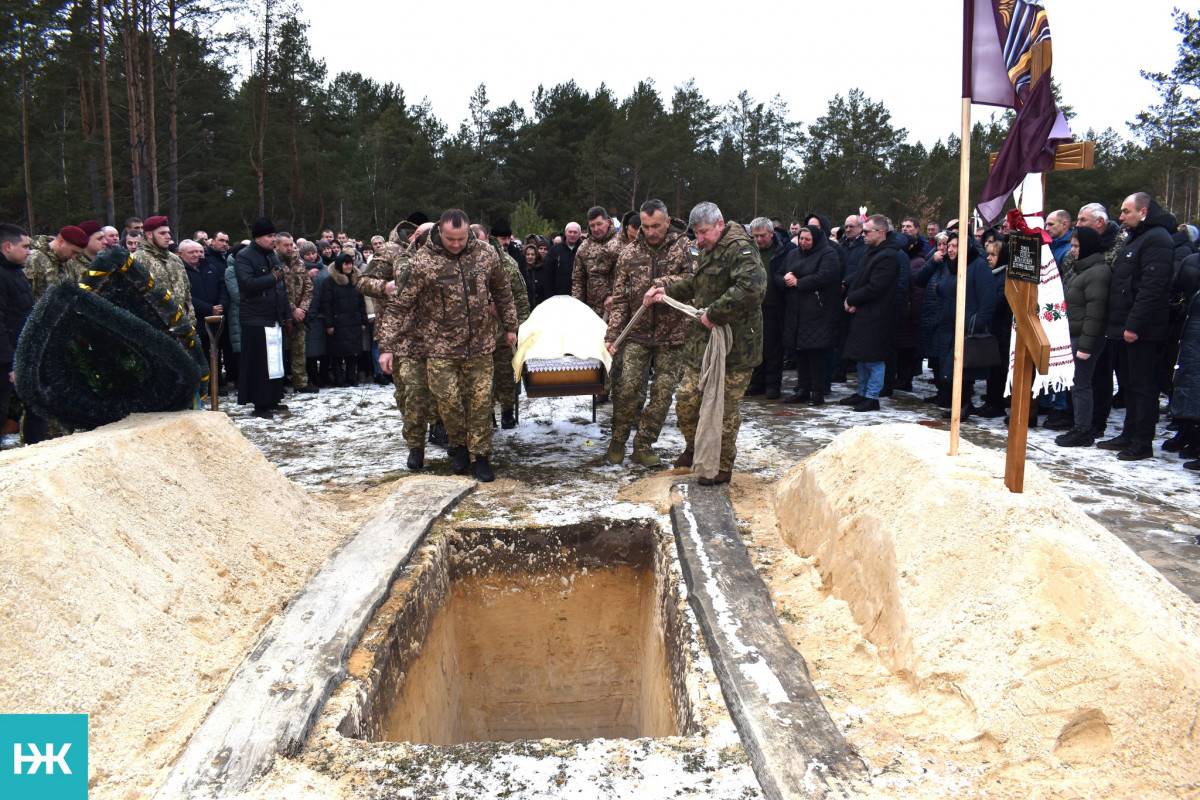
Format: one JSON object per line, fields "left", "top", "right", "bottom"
{"left": 250, "top": 216, "right": 276, "bottom": 238}
{"left": 406, "top": 211, "right": 429, "bottom": 226}
{"left": 144, "top": 215, "right": 169, "bottom": 232}
{"left": 78, "top": 220, "right": 102, "bottom": 236}
{"left": 491, "top": 217, "right": 513, "bottom": 237}
{"left": 59, "top": 225, "right": 89, "bottom": 248}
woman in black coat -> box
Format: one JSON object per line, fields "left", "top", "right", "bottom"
{"left": 776, "top": 225, "right": 841, "bottom": 405}
{"left": 320, "top": 253, "right": 367, "bottom": 386}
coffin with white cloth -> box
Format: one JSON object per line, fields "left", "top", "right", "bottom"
{"left": 510, "top": 296, "right": 613, "bottom": 421}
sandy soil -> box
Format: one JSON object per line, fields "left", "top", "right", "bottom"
{"left": 0, "top": 412, "right": 354, "bottom": 800}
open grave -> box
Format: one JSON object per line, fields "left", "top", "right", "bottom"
{"left": 332, "top": 520, "right": 692, "bottom": 746}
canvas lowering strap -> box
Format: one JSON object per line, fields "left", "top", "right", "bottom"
{"left": 660, "top": 295, "right": 730, "bottom": 480}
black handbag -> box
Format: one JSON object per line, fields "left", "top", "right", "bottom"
{"left": 963, "top": 315, "right": 1002, "bottom": 368}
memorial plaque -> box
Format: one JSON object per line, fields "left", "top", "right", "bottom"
{"left": 1007, "top": 233, "right": 1042, "bottom": 284}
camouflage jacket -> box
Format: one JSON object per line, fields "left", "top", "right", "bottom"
{"left": 375, "top": 242, "right": 422, "bottom": 357}
{"left": 278, "top": 249, "right": 312, "bottom": 313}
{"left": 393, "top": 230, "right": 518, "bottom": 360}
{"left": 606, "top": 230, "right": 692, "bottom": 348}
{"left": 134, "top": 240, "right": 194, "bottom": 325}
{"left": 664, "top": 222, "right": 766, "bottom": 371}
{"left": 492, "top": 240, "right": 531, "bottom": 344}
{"left": 24, "top": 236, "right": 82, "bottom": 302}
{"left": 571, "top": 226, "right": 621, "bottom": 315}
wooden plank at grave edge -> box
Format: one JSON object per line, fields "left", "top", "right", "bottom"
{"left": 154, "top": 477, "right": 475, "bottom": 799}
{"left": 669, "top": 486, "right": 867, "bottom": 800}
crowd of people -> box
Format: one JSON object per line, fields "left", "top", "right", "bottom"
{"left": 1, "top": 190, "right": 1198, "bottom": 485}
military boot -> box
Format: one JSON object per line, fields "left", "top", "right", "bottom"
{"left": 674, "top": 449, "right": 694, "bottom": 468}
{"left": 698, "top": 470, "right": 732, "bottom": 486}
{"left": 630, "top": 449, "right": 662, "bottom": 467}
{"left": 473, "top": 456, "right": 495, "bottom": 483}
{"left": 407, "top": 448, "right": 425, "bottom": 471}
{"left": 501, "top": 408, "right": 517, "bottom": 429}
{"left": 451, "top": 446, "right": 470, "bottom": 475}
{"left": 606, "top": 441, "right": 625, "bottom": 464}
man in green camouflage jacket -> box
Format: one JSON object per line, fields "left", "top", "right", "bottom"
{"left": 24, "top": 226, "right": 87, "bottom": 302}
{"left": 484, "top": 230, "right": 531, "bottom": 429}
{"left": 392, "top": 210, "right": 518, "bottom": 482}
{"left": 276, "top": 231, "right": 316, "bottom": 393}
{"left": 134, "top": 216, "right": 194, "bottom": 327}
{"left": 373, "top": 222, "right": 441, "bottom": 471}
{"left": 603, "top": 200, "right": 691, "bottom": 467}
{"left": 647, "top": 202, "right": 766, "bottom": 484}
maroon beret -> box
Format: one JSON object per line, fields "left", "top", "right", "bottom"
{"left": 59, "top": 225, "right": 89, "bottom": 248}
{"left": 144, "top": 215, "right": 169, "bottom": 232}
{"left": 78, "top": 220, "right": 101, "bottom": 236}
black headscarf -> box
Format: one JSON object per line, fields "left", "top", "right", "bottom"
{"left": 1073, "top": 226, "right": 1103, "bottom": 260}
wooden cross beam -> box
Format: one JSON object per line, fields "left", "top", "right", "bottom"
{"left": 988, "top": 40, "right": 1094, "bottom": 493}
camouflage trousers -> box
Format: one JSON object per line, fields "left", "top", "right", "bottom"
{"left": 427, "top": 354, "right": 494, "bottom": 456}
{"left": 676, "top": 365, "right": 753, "bottom": 472}
{"left": 396, "top": 357, "right": 434, "bottom": 449}
{"left": 492, "top": 343, "right": 517, "bottom": 411}
{"left": 289, "top": 323, "right": 307, "bottom": 389}
{"left": 611, "top": 342, "right": 683, "bottom": 451}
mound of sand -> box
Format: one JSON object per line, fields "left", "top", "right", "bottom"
{"left": 774, "top": 423, "right": 1200, "bottom": 796}
{"left": 0, "top": 412, "right": 352, "bottom": 800}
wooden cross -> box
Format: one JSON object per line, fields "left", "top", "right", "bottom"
{"left": 987, "top": 41, "right": 1094, "bottom": 493}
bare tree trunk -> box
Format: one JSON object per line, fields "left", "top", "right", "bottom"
{"left": 98, "top": 0, "right": 116, "bottom": 224}
{"left": 251, "top": 0, "right": 272, "bottom": 217}
{"left": 166, "top": 0, "right": 179, "bottom": 232}
{"left": 20, "top": 26, "right": 35, "bottom": 229}
{"left": 142, "top": 0, "right": 159, "bottom": 213}
{"left": 122, "top": 0, "right": 146, "bottom": 217}
{"left": 78, "top": 57, "right": 102, "bottom": 214}
{"left": 290, "top": 101, "right": 303, "bottom": 230}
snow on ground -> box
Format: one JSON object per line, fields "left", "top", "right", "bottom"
{"left": 214, "top": 369, "right": 1200, "bottom": 600}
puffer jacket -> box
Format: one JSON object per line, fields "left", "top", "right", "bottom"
{"left": 606, "top": 229, "right": 693, "bottom": 348}
{"left": 321, "top": 261, "right": 368, "bottom": 357}
{"left": 393, "top": 227, "right": 518, "bottom": 359}
{"left": 1063, "top": 251, "right": 1111, "bottom": 355}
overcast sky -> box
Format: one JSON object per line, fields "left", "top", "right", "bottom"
{"left": 284, "top": 0, "right": 1184, "bottom": 150}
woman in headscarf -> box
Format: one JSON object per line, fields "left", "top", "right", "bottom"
{"left": 1056, "top": 226, "right": 1112, "bottom": 447}
{"left": 776, "top": 224, "right": 841, "bottom": 405}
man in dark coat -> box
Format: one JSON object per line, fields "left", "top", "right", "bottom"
{"left": 746, "top": 217, "right": 795, "bottom": 399}
{"left": 839, "top": 215, "right": 900, "bottom": 412}
{"left": 0, "top": 224, "right": 34, "bottom": 443}
{"left": 234, "top": 217, "right": 290, "bottom": 419}
{"left": 538, "top": 222, "right": 581, "bottom": 303}
{"left": 1097, "top": 192, "right": 1176, "bottom": 460}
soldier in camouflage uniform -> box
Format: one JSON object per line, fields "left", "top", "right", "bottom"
{"left": 275, "top": 232, "right": 316, "bottom": 393}
{"left": 134, "top": 216, "right": 194, "bottom": 327}
{"left": 20, "top": 226, "right": 86, "bottom": 444}
{"left": 572, "top": 207, "right": 622, "bottom": 317}
{"left": 392, "top": 210, "right": 518, "bottom": 482}
{"left": 604, "top": 200, "right": 691, "bottom": 467}
{"left": 364, "top": 221, "right": 443, "bottom": 470}
{"left": 484, "top": 232, "right": 531, "bottom": 429}
{"left": 24, "top": 226, "right": 86, "bottom": 302}
{"left": 647, "top": 201, "right": 766, "bottom": 485}
{"left": 67, "top": 221, "right": 105, "bottom": 280}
